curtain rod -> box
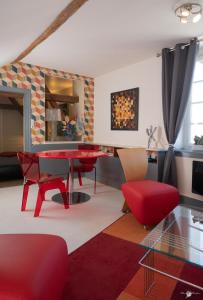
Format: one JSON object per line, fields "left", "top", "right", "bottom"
{"left": 156, "top": 38, "right": 203, "bottom": 57}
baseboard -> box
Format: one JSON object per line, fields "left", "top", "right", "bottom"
{"left": 180, "top": 195, "right": 203, "bottom": 211}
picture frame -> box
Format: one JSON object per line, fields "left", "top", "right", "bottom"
{"left": 111, "top": 87, "right": 139, "bottom": 130}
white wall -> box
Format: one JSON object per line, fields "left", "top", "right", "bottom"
{"left": 94, "top": 57, "right": 167, "bottom": 147}
{"left": 94, "top": 56, "right": 203, "bottom": 202}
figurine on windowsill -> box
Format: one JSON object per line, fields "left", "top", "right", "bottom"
{"left": 146, "top": 125, "right": 157, "bottom": 149}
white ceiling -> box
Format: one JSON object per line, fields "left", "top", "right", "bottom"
{"left": 1, "top": 0, "right": 203, "bottom": 77}
{"left": 0, "top": 0, "right": 71, "bottom": 66}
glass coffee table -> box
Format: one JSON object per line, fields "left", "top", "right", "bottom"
{"left": 139, "top": 205, "right": 203, "bottom": 296}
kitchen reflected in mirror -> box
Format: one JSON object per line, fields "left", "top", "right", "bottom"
{"left": 45, "top": 75, "right": 84, "bottom": 142}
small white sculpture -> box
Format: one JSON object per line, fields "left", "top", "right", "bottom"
{"left": 146, "top": 125, "right": 157, "bottom": 149}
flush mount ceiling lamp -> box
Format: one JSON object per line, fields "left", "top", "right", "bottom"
{"left": 175, "top": 2, "right": 202, "bottom": 23}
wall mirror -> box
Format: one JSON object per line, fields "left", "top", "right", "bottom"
{"left": 45, "top": 75, "right": 84, "bottom": 142}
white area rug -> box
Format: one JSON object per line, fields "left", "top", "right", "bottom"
{"left": 0, "top": 178, "right": 124, "bottom": 253}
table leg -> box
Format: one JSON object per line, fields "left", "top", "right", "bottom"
{"left": 52, "top": 158, "right": 91, "bottom": 205}
{"left": 68, "top": 159, "right": 74, "bottom": 204}
{"left": 144, "top": 251, "right": 155, "bottom": 296}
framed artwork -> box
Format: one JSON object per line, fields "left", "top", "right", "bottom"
{"left": 111, "top": 88, "right": 139, "bottom": 130}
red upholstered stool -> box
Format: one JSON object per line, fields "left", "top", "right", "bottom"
{"left": 122, "top": 180, "right": 179, "bottom": 226}
{"left": 0, "top": 234, "right": 68, "bottom": 300}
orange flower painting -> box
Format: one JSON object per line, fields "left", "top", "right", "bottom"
{"left": 111, "top": 88, "right": 139, "bottom": 130}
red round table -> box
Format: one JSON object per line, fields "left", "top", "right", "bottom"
{"left": 37, "top": 150, "right": 108, "bottom": 204}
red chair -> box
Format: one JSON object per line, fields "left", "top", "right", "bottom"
{"left": 0, "top": 234, "right": 68, "bottom": 300}
{"left": 71, "top": 144, "right": 100, "bottom": 193}
{"left": 117, "top": 148, "right": 179, "bottom": 226}
{"left": 17, "top": 152, "right": 69, "bottom": 217}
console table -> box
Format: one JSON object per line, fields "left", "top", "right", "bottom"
{"left": 84, "top": 143, "right": 166, "bottom": 189}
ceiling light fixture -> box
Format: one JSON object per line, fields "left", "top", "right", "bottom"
{"left": 175, "top": 2, "right": 202, "bottom": 23}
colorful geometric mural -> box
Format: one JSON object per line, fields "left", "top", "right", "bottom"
{"left": 0, "top": 62, "right": 94, "bottom": 144}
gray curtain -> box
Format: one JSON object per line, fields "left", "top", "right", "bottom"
{"left": 162, "top": 38, "right": 199, "bottom": 186}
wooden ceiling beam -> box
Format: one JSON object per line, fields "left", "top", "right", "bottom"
{"left": 12, "top": 0, "right": 88, "bottom": 63}
{"left": 46, "top": 98, "right": 59, "bottom": 109}
{"left": 0, "top": 104, "right": 17, "bottom": 111}
{"left": 0, "top": 91, "right": 24, "bottom": 99}
{"left": 8, "top": 97, "right": 23, "bottom": 116}
{"left": 50, "top": 101, "right": 58, "bottom": 108}
{"left": 45, "top": 92, "right": 79, "bottom": 103}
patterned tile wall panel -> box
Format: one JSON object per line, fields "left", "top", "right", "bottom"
{"left": 0, "top": 62, "right": 94, "bottom": 144}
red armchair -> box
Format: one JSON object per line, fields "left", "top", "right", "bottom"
{"left": 117, "top": 148, "right": 179, "bottom": 226}
{"left": 17, "top": 152, "right": 68, "bottom": 217}
{"left": 0, "top": 234, "right": 68, "bottom": 300}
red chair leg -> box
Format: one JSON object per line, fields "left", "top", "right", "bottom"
{"left": 78, "top": 171, "right": 82, "bottom": 186}
{"left": 58, "top": 182, "right": 69, "bottom": 209}
{"left": 94, "top": 167, "right": 96, "bottom": 194}
{"left": 21, "top": 182, "right": 30, "bottom": 211}
{"left": 34, "top": 186, "right": 45, "bottom": 217}
{"left": 66, "top": 174, "right": 69, "bottom": 192}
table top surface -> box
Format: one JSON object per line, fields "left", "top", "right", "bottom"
{"left": 37, "top": 149, "right": 109, "bottom": 159}
{"left": 141, "top": 205, "right": 203, "bottom": 269}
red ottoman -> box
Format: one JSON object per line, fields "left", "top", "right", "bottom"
{"left": 122, "top": 180, "right": 179, "bottom": 226}
{"left": 0, "top": 234, "right": 68, "bottom": 300}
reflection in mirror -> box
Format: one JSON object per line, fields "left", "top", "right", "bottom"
{"left": 45, "top": 75, "right": 84, "bottom": 142}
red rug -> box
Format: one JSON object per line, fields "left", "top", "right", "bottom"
{"left": 171, "top": 263, "right": 203, "bottom": 300}
{"left": 61, "top": 215, "right": 203, "bottom": 300}
{"left": 62, "top": 233, "right": 146, "bottom": 300}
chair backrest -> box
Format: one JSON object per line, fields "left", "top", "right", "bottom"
{"left": 78, "top": 144, "right": 100, "bottom": 165}
{"left": 17, "top": 152, "right": 40, "bottom": 181}
{"left": 117, "top": 148, "right": 148, "bottom": 181}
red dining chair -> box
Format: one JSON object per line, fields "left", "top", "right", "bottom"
{"left": 17, "top": 152, "right": 69, "bottom": 217}
{"left": 70, "top": 144, "right": 100, "bottom": 193}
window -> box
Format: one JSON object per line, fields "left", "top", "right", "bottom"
{"left": 178, "top": 53, "right": 203, "bottom": 149}
{"left": 190, "top": 61, "right": 203, "bottom": 143}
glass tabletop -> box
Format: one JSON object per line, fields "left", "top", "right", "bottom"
{"left": 141, "top": 205, "right": 203, "bottom": 269}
